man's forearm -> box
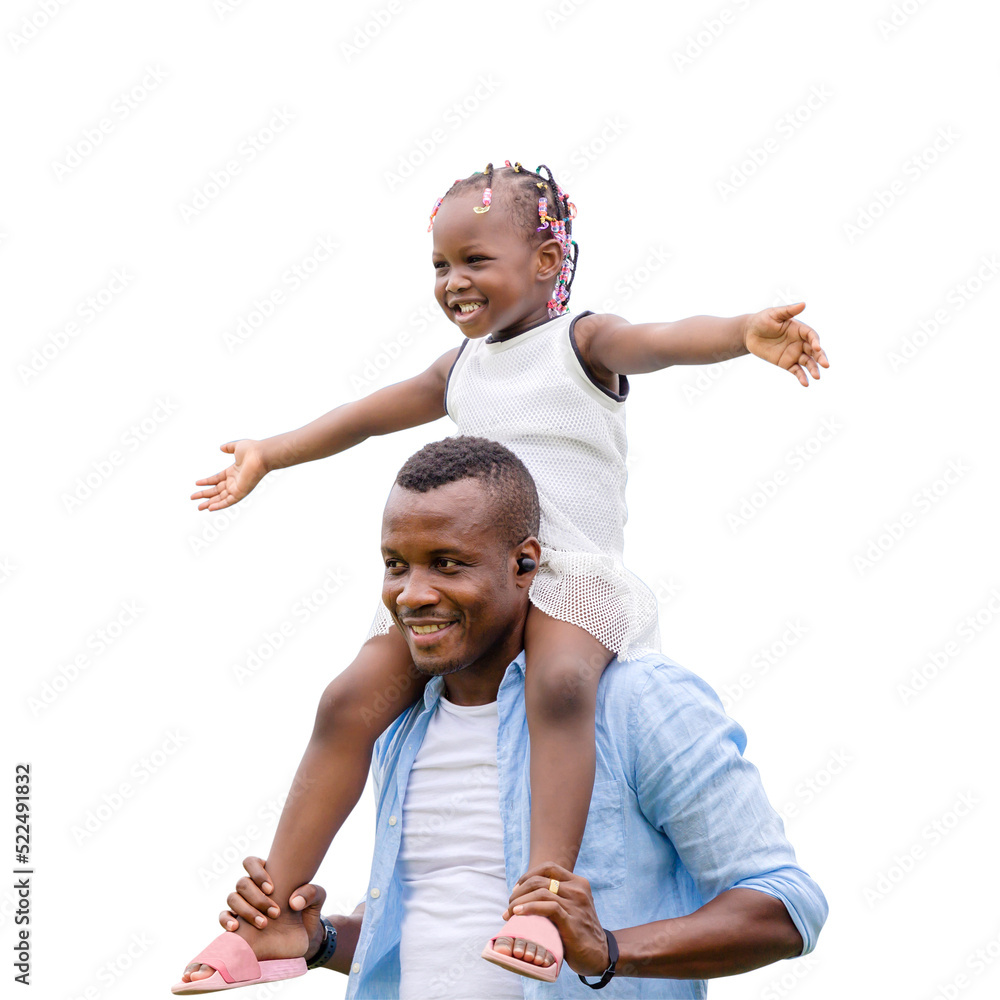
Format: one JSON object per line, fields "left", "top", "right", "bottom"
{"left": 612, "top": 889, "right": 802, "bottom": 980}
{"left": 312, "top": 904, "right": 365, "bottom": 974}
{"left": 654, "top": 314, "right": 750, "bottom": 366}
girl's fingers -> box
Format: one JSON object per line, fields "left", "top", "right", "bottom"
{"left": 218, "top": 909, "right": 239, "bottom": 932}
{"left": 773, "top": 301, "right": 806, "bottom": 322}
{"left": 804, "top": 327, "right": 829, "bottom": 367}
{"left": 194, "top": 471, "right": 226, "bottom": 487}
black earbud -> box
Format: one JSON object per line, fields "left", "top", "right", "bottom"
{"left": 516, "top": 557, "right": 537, "bottom": 574}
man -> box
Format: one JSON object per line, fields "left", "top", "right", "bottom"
{"left": 197, "top": 435, "right": 827, "bottom": 998}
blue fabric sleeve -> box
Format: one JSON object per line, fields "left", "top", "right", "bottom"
{"left": 733, "top": 869, "right": 829, "bottom": 955}
{"left": 629, "top": 660, "right": 828, "bottom": 955}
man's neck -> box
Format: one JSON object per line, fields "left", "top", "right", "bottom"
{"left": 440, "top": 632, "right": 524, "bottom": 706}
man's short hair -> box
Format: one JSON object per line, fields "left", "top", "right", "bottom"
{"left": 394, "top": 436, "right": 540, "bottom": 551}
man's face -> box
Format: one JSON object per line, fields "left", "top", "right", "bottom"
{"left": 380, "top": 478, "right": 530, "bottom": 677}
{"left": 431, "top": 188, "right": 558, "bottom": 340}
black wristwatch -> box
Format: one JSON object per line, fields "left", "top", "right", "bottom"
{"left": 305, "top": 916, "right": 338, "bottom": 970}
{"left": 578, "top": 928, "right": 619, "bottom": 989}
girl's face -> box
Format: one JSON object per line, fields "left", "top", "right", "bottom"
{"left": 431, "top": 188, "right": 562, "bottom": 340}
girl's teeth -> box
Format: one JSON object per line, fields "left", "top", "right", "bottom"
{"left": 458, "top": 303, "right": 482, "bottom": 313}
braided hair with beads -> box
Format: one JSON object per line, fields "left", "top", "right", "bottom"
{"left": 427, "top": 160, "right": 580, "bottom": 318}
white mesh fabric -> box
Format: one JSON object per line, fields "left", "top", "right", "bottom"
{"left": 365, "top": 310, "right": 661, "bottom": 660}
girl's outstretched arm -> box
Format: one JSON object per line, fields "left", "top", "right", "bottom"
{"left": 262, "top": 346, "right": 460, "bottom": 468}
{"left": 191, "top": 346, "right": 460, "bottom": 511}
{"left": 575, "top": 304, "right": 828, "bottom": 386}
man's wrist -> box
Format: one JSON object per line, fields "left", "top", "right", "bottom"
{"left": 303, "top": 922, "right": 325, "bottom": 964}
{"left": 578, "top": 928, "right": 618, "bottom": 989}
{"left": 305, "top": 916, "right": 337, "bottom": 970}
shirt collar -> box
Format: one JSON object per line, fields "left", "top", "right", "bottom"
{"left": 420, "top": 649, "right": 527, "bottom": 711}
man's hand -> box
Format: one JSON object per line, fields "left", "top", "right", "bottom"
{"left": 218, "top": 857, "right": 327, "bottom": 963}
{"left": 502, "top": 864, "right": 610, "bottom": 977}
{"left": 743, "top": 302, "right": 829, "bottom": 387}
{"left": 191, "top": 439, "right": 269, "bottom": 512}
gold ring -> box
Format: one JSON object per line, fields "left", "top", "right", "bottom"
{"left": 548, "top": 878, "right": 560, "bottom": 896}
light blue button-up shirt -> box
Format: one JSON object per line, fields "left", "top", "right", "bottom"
{"left": 346, "top": 650, "right": 828, "bottom": 999}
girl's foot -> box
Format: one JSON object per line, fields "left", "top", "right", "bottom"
{"left": 179, "top": 913, "right": 310, "bottom": 984}
{"left": 490, "top": 934, "right": 556, "bottom": 968}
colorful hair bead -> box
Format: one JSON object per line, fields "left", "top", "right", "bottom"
{"left": 473, "top": 186, "right": 492, "bottom": 214}
{"left": 473, "top": 162, "right": 494, "bottom": 214}
{"left": 536, "top": 197, "right": 550, "bottom": 231}
{"left": 427, "top": 196, "right": 444, "bottom": 232}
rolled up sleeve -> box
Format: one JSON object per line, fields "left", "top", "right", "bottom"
{"left": 629, "top": 661, "right": 828, "bottom": 955}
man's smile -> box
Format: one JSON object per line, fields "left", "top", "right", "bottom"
{"left": 401, "top": 618, "right": 459, "bottom": 645}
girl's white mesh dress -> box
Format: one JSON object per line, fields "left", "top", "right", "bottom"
{"left": 366, "top": 309, "right": 661, "bottom": 661}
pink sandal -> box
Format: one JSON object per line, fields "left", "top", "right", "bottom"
{"left": 481, "top": 914, "right": 564, "bottom": 982}
{"left": 170, "top": 932, "right": 307, "bottom": 994}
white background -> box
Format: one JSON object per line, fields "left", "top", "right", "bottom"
{"left": 5, "top": 1, "right": 999, "bottom": 998}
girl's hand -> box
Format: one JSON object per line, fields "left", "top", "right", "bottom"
{"left": 191, "top": 439, "right": 269, "bottom": 511}
{"left": 743, "top": 302, "right": 829, "bottom": 387}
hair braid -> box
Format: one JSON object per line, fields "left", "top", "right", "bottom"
{"left": 535, "top": 163, "right": 579, "bottom": 316}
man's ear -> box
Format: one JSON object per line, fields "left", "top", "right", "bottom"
{"left": 511, "top": 537, "right": 542, "bottom": 588}
{"left": 535, "top": 238, "right": 563, "bottom": 284}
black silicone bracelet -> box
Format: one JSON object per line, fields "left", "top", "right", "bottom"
{"left": 578, "top": 928, "right": 619, "bottom": 989}
{"left": 305, "top": 917, "right": 338, "bottom": 970}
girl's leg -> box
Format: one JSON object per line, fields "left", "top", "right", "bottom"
{"left": 184, "top": 626, "right": 425, "bottom": 981}
{"left": 491, "top": 605, "right": 613, "bottom": 964}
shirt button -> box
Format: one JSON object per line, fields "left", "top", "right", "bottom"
{"left": 370, "top": 887, "right": 381, "bottom": 899}
{"left": 352, "top": 962, "right": 361, "bottom": 974}
{"left": 388, "top": 815, "right": 397, "bottom": 826}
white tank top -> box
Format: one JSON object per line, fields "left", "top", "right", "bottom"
{"left": 367, "top": 310, "right": 660, "bottom": 659}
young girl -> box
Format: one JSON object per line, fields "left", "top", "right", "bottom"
{"left": 175, "top": 161, "right": 828, "bottom": 993}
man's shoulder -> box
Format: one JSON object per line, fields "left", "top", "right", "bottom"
{"left": 597, "top": 650, "right": 740, "bottom": 755}
{"left": 600, "top": 649, "right": 725, "bottom": 709}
